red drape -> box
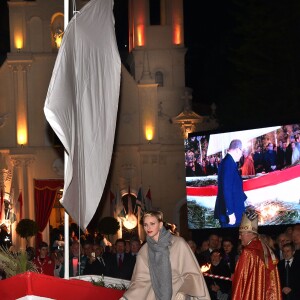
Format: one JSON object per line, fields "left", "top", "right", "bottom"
{"left": 18, "top": 192, "right": 23, "bottom": 220}
{"left": 34, "top": 179, "right": 64, "bottom": 247}
{"left": 0, "top": 188, "right": 3, "bottom": 217}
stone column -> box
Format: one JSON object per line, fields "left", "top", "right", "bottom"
{"left": 10, "top": 153, "right": 35, "bottom": 249}
{"left": 7, "top": 54, "right": 32, "bottom": 147}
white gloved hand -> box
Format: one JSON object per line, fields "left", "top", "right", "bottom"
{"left": 228, "top": 213, "right": 236, "bottom": 225}
{"left": 244, "top": 199, "right": 251, "bottom": 207}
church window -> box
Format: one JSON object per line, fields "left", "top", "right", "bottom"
{"left": 149, "top": 0, "right": 161, "bottom": 25}
{"left": 155, "top": 71, "right": 164, "bottom": 86}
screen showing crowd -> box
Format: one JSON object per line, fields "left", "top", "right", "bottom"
{"left": 185, "top": 124, "right": 300, "bottom": 229}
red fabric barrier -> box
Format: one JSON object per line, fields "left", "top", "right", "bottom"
{"left": 0, "top": 272, "right": 125, "bottom": 300}
{"left": 186, "top": 165, "right": 300, "bottom": 197}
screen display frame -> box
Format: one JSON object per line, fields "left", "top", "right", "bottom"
{"left": 185, "top": 123, "right": 300, "bottom": 229}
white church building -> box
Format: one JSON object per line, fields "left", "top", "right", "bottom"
{"left": 0, "top": 0, "right": 217, "bottom": 248}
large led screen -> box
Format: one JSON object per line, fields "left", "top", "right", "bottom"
{"left": 185, "top": 124, "right": 300, "bottom": 229}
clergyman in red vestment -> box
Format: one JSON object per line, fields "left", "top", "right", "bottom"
{"left": 241, "top": 149, "right": 255, "bottom": 176}
{"left": 232, "top": 210, "right": 282, "bottom": 300}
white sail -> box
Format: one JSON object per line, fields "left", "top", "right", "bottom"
{"left": 44, "top": 0, "right": 121, "bottom": 229}
{"left": 207, "top": 126, "right": 281, "bottom": 157}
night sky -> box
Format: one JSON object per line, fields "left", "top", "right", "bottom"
{"left": 113, "top": 0, "right": 300, "bottom": 131}
{"left": 184, "top": 0, "right": 300, "bottom": 131}
{"left": 1, "top": 0, "right": 300, "bottom": 131}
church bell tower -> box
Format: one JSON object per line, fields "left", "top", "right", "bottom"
{"left": 127, "top": 0, "right": 186, "bottom": 87}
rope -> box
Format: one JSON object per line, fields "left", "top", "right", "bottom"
{"left": 202, "top": 273, "right": 232, "bottom": 281}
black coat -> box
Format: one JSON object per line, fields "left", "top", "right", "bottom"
{"left": 204, "top": 260, "right": 232, "bottom": 300}
{"left": 221, "top": 250, "right": 237, "bottom": 274}
{"left": 106, "top": 253, "right": 135, "bottom": 280}
{"left": 199, "top": 249, "right": 212, "bottom": 265}
{"left": 83, "top": 256, "right": 106, "bottom": 276}
{"left": 278, "top": 257, "right": 300, "bottom": 300}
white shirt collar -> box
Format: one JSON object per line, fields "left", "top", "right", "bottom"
{"left": 285, "top": 257, "right": 293, "bottom": 265}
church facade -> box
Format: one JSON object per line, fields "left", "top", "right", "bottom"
{"left": 0, "top": 0, "right": 217, "bottom": 247}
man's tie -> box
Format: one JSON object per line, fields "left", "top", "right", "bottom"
{"left": 118, "top": 254, "right": 123, "bottom": 269}
{"left": 285, "top": 260, "right": 290, "bottom": 287}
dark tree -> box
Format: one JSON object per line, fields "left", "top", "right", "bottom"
{"left": 98, "top": 217, "right": 120, "bottom": 241}
{"left": 16, "top": 219, "right": 39, "bottom": 246}
{"left": 218, "top": 0, "right": 300, "bottom": 129}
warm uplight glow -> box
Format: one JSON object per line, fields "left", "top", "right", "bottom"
{"left": 182, "top": 123, "right": 195, "bottom": 139}
{"left": 54, "top": 29, "right": 64, "bottom": 49}
{"left": 136, "top": 24, "right": 145, "bottom": 46}
{"left": 173, "top": 24, "right": 182, "bottom": 45}
{"left": 15, "top": 35, "right": 23, "bottom": 50}
{"left": 145, "top": 127, "right": 153, "bottom": 142}
{"left": 3, "top": 220, "right": 11, "bottom": 234}
{"left": 17, "top": 127, "right": 27, "bottom": 146}
{"left": 200, "top": 263, "right": 211, "bottom": 273}
{"left": 172, "top": 3, "right": 183, "bottom": 46}
{"left": 122, "top": 214, "right": 138, "bottom": 230}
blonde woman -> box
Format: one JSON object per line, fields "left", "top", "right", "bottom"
{"left": 121, "top": 211, "right": 210, "bottom": 300}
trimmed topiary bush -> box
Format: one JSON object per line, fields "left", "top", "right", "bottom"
{"left": 16, "top": 219, "right": 39, "bottom": 246}
{"left": 98, "top": 217, "right": 120, "bottom": 241}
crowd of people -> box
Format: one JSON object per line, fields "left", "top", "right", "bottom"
{"left": 1, "top": 217, "right": 299, "bottom": 299}
{"left": 0, "top": 213, "right": 211, "bottom": 299}
{"left": 185, "top": 134, "right": 300, "bottom": 178}
{"left": 1, "top": 212, "right": 300, "bottom": 299}
{"left": 188, "top": 223, "right": 300, "bottom": 299}
{"left": 0, "top": 220, "right": 180, "bottom": 281}
{"left": 29, "top": 229, "right": 142, "bottom": 280}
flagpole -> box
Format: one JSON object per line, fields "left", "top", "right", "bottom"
{"left": 136, "top": 187, "right": 145, "bottom": 241}
{"left": 64, "top": 0, "right": 69, "bottom": 32}
{"left": 64, "top": 154, "right": 69, "bottom": 279}
{"left": 63, "top": 0, "right": 70, "bottom": 280}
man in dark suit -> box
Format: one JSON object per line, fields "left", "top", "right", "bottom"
{"left": 278, "top": 242, "right": 300, "bottom": 300}
{"left": 106, "top": 238, "right": 135, "bottom": 280}
{"left": 277, "top": 141, "right": 289, "bottom": 170}
{"left": 204, "top": 250, "right": 232, "bottom": 300}
{"left": 214, "top": 139, "right": 247, "bottom": 227}
{"left": 83, "top": 244, "right": 106, "bottom": 276}
{"left": 198, "top": 234, "right": 220, "bottom": 265}
{"left": 263, "top": 142, "right": 277, "bottom": 172}
{"left": 253, "top": 145, "right": 264, "bottom": 173}
{"left": 206, "top": 156, "right": 218, "bottom": 175}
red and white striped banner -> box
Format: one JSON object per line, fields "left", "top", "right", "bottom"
{"left": 187, "top": 164, "right": 300, "bottom": 208}
{"left": 187, "top": 164, "right": 300, "bottom": 197}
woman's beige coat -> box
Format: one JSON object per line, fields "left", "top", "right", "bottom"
{"left": 123, "top": 235, "right": 210, "bottom": 300}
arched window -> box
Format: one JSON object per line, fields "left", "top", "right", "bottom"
{"left": 51, "top": 13, "right": 64, "bottom": 50}
{"left": 155, "top": 71, "right": 164, "bottom": 86}
{"left": 149, "top": 0, "right": 161, "bottom": 25}
{"left": 29, "top": 17, "right": 43, "bottom": 52}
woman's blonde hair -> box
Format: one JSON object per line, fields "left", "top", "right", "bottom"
{"left": 143, "top": 210, "right": 164, "bottom": 223}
